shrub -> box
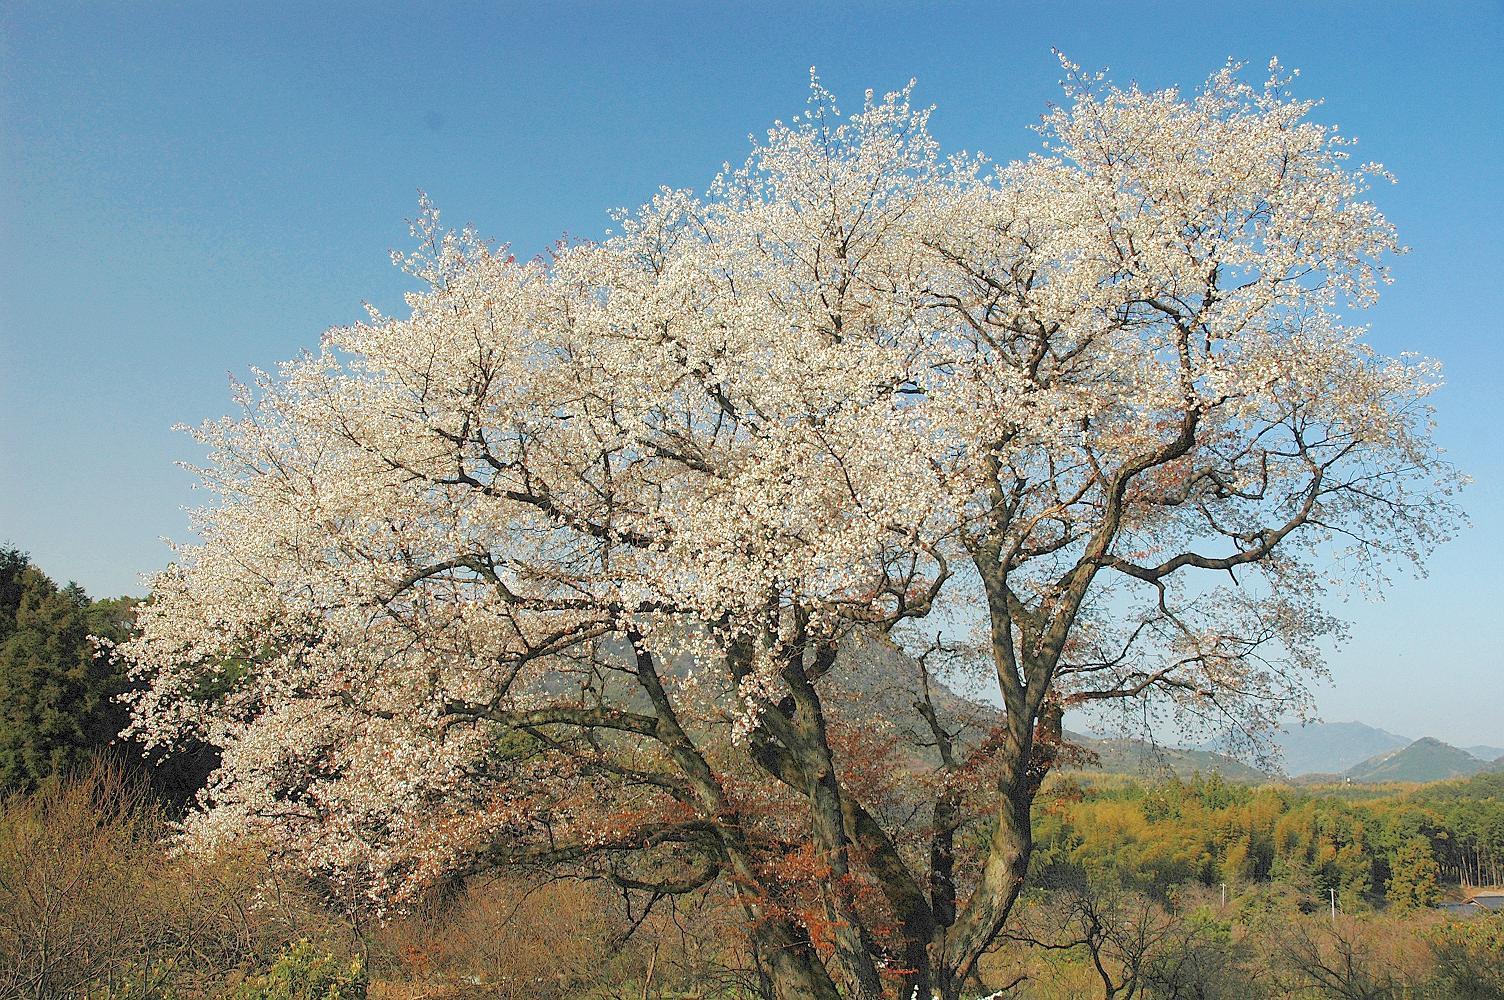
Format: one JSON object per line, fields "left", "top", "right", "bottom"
{"left": 0, "top": 764, "right": 165, "bottom": 999}
{"left": 235, "top": 940, "right": 366, "bottom": 1000}
{"left": 1428, "top": 914, "right": 1504, "bottom": 1000}
{"left": 0, "top": 766, "right": 355, "bottom": 999}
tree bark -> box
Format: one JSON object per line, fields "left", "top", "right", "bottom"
{"left": 752, "top": 918, "right": 846, "bottom": 1000}
{"left": 935, "top": 766, "right": 1035, "bottom": 1000}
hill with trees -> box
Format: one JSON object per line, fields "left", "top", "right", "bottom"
{"left": 1343, "top": 737, "right": 1497, "bottom": 784}
{"left": 1066, "top": 733, "right": 1272, "bottom": 783}
{"left": 1271, "top": 721, "right": 1411, "bottom": 777}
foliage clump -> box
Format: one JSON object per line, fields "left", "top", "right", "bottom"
{"left": 0, "top": 545, "right": 134, "bottom": 792}
{"left": 234, "top": 941, "right": 366, "bottom": 1000}
{"left": 1427, "top": 915, "right": 1504, "bottom": 1000}
{"left": 1386, "top": 837, "right": 1443, "bottom": 912}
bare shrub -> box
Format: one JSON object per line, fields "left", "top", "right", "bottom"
{"left": 1265, "top": 914, "right": 1435, "bottom": 999}
{"left": 371, "top": 877, "right": 628, "bottom": 999}
{"left": 0, "top": 764, "right": 170, "bottom": 999}
{"left": 0, "top": 766, "right": 356, "bottom": 1000}
{"left": 367, "top": 875, "right": 765, "bottom": 1000}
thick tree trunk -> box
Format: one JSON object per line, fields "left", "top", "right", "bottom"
{"left": 840, "top": 789, "right": 937, "bottom": 999}
{"left": 784, "top": 653, "right": 885, "bottom": 999}
{"left": 934, "top": 783, "right": 1033, "bottom": 1000}
{"left": 731, "top": 634, "right": 888, "bottom": 999}
{"left": 753, "top": 919, "right": 846, "bottom": 1000}
{"left": 635, "top": 636, "right": 850, "bottom": 1000}
{"left": 932, "top": 733, "right": 1040, "bottom": 998}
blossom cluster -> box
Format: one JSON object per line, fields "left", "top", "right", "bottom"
{"left": 119, "top": 60, "right": 1459, "bottom": 899}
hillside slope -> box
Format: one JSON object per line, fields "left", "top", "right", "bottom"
{"left": 1345, "top": 737, "right": 1490, "bottom": 783}
{"left": 1064, "top": 733, "right": 1270, "bottom": 782}
{"left": 1274, "top": 721, "right": 1409, "bottom": 776}
{"left": 825, "top": 638, "right": 1271, "bottom": 782}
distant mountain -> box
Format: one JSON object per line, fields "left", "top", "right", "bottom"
{"left": 1064, "top": 732, "right": 1270, "bottom": 783}
{"left": 1465, "top": 745, "right": 1504, "bottom": 762}
{"left": 828, "top": 644, "right": 1495, "bottom": 787}
{"left": 1344, "top": 737, "right": 1490, "bottom": 784}
{"left": 1271, "top": 721, "right": 1410, "bottom": 777}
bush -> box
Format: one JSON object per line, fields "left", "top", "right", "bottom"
{"left": 0, "top": 764, "right": 166, "bottom": 999}
{"left": 0, "top": 766, "right": 355, "bottom": 999}
{"left": 1428, "top": 914, "right": 1504, "bottom": 1000}
{"left": 235, "top": 940, "right": 366, "bottom": 1000}
{"left": 370, "top": 877, "right": 632, "bottom": 1000}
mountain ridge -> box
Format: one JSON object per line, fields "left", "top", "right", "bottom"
{"left": 1271, "top": 720, "right": 1410, "bottom": 776}
{"left": 1341, "top": 736, "right": 1496, "bottom": 784}
{"left": 1064, "top": 732, "right": 1270, "bottom": 782}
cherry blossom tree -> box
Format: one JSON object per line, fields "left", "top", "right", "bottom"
{"left": 121, "top": 59, "right": 1460, "bottom": 1000}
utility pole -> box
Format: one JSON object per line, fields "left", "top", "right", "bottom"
{"left": 1220, "top": 882, "right": 1227, "bottom": 908}
{"left": 1330, "top": 888, "right": 1337, "bottom": 925}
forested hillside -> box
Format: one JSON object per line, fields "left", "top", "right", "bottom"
{"left": 1344, "top": 737, "right": 1498, "bottom": 784}
{"left": 1034, "top": 770, "right": 1504, "bottom": 905}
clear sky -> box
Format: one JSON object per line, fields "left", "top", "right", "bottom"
{"left": 2, "top": 1, "right": 1500, "bottom": 745}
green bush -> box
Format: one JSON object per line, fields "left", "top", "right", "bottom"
{"left": 235, "top": 940, "right": 366, "bottom": 1000}
{"left": 1427, "top": 914, "right": 1504, "bottom": 1000}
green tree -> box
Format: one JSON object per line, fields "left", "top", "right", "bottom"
{"left": 1385, "top": 837, "right": 1442, "bottom": 912}
{"left": 0, "top": 548, "right": 133, "bottom": 792}
{"left": 0, "top": 546, "right": 30, "bottom": 638}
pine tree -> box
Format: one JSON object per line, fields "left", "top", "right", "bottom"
{"left": 0, "top": 546, "right": 32, "bottom": 641}
{"left": 0, "top": 551, "right": 132, "bottom": 792}
{"left": 1386, "top": 837, "right": 1443, "bottom": 912}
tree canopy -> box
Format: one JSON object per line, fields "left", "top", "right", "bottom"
{"left": 120, "top": 60, "right": 1460, "bottom": 1000}
{"left": 0, "top": 546, "right": 135, "bottom": 791}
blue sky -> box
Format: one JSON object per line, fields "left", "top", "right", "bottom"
{"left": 2, "top": 1, "right": 1500, "bottom": 744}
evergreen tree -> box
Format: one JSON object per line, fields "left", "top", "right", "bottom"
{"left": 0, "top": 549, "right": 132, "bottom": 792}
{"left": 1385, "top": 837, "right": 1442, "bottom": 912}
{"left": 0, "top": 546, "right": 31, "bottom": 641}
